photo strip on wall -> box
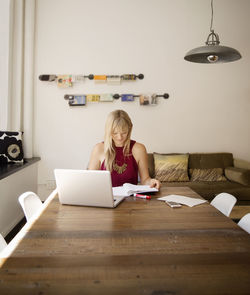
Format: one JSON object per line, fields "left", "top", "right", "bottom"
{"left": 64, "top": 93, "right": 169, "bottom": 106}
{"left": 39, "top": 73, "right": 144, "bottom": 87}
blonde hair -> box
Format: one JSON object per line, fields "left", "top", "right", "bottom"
{"left": 104, "top": 110, "right": 133, "bottom": 171}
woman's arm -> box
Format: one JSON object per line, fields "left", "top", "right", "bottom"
{"left": 132, "top": 143, "right": 161, "bottom": 189}
{"left": 88, "top": 143, "right": 104, "bottom": 170}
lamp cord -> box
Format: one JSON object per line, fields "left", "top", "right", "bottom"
{"left": 210, "top": 0, "right": 214, "bottom": 32}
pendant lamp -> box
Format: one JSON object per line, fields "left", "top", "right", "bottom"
{"left": 184, "top": 0, "right": 242, "bottom": 64}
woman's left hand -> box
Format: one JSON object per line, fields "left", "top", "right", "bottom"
{"left": 149, "top": 178, "right": 161, "bottom": 190}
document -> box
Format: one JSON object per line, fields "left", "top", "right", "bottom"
{"left": 157, "top": 195, "right": 207, "bottom": 207}
{"left": 113, "top": 183, "right": 158, "bottom": 197}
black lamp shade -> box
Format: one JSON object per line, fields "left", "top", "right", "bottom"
{"left": 184, "top": 45, "right": 242, "bottom": 63}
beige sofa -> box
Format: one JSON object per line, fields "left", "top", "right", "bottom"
{"left": 148, "top": 152, "right": 250, "bottom": 205}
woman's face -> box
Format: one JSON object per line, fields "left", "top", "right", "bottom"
{"left": 112, "top": 127, "right": 129, "bottom": 147}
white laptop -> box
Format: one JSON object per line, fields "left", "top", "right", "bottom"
{"left": 54, "top": 169, "right": 125, "bottom": 208}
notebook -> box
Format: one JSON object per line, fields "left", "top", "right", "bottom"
{"left": 54, "top": 169, "right": 125, "bottom": 208}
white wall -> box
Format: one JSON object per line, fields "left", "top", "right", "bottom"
{"left": 33, "top": 0, "right": 250, "bottom": 199}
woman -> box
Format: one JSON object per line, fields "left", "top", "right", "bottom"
{"left": 88, "top": 109, "right": 160, "bottom": 189}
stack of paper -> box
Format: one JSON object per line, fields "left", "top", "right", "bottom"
{"left": 157, "top": 195, "right": 207, "bottom": 207}
{"left": 113, "top": 183, "right": 158, "bottom": 197}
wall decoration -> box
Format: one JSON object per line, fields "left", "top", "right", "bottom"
{"left": 57, "top": 75, "right": 73, "bottom": 88}
{"left": 64, "top": 93, "right": 169, "bottom": 106}
{"left": 99, "top": 93, "right": 114, "bottom": 102}
{"left": 86, "top": 94, "right": 100, "bottom": 102}
{"left": 106, "top": 76, "right": 121, "bottom": 85}
{"left": 121, "top": 94, "right": 135, "bottom": 102}
{"left": 94, "top": 75, "right": 107, "bottom": 83}
{"left": 139, "top": 95, "right": 150, "bottom": 105}
{"left": 151, "top": 93, "right": 170, "bottom": 105}
{"left": 39, "top": 73, "right": 144, "bottom": 87}
{"left": 66, "top": 95, "right": 86, "bottom": 106}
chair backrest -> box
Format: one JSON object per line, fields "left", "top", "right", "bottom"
{"left": 18, "top": 191, "right": 43, "bottom": 221}
{"left": 210, "top": 192, "right": 237, "bottom": 217}
{"left": 238, "top": 213, "right": 250, "bottom": 234}
{"left": 0, "top": 233, "right": 7, "bottom": 252}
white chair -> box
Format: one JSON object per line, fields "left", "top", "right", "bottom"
{"left": 210, "top": 192, "right": 237, "bottom": 217}
{"left": 238, "top": 213, "right": 250, "bottom": 234}
{"left": 0, "top": 233, "right": 7, "bottom": 252}
{"left": 18, "top": 191, "right": 43, "bottom": 221}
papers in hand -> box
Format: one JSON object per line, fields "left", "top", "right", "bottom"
{"left": 157, "top": 195, "right": 207, "bottom": 207}
{"left": 113, "top": 183, "right": 158, "bottom": 197}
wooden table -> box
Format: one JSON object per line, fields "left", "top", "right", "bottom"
{"left": 0, "top": 187, "right": 250, "bottom": 294}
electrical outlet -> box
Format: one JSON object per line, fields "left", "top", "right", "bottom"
{"left": 46, "top": 180, "right": 56, "bottom": 190}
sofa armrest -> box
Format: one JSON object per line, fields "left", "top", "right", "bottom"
{"left": 147, "top": 153, "right": 155, "bottom": 178}
{"left": 225, "top": 166, "right": 250, "bottom": 186}
{"left": 234, "top": 158, "right": 250, "bottom": 170}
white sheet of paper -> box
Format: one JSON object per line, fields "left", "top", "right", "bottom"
{"left": 157, "top": 195, "right": 207, "bottom": 207}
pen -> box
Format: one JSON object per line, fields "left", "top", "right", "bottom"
{"left": 133, "top": 193, "right": 151, "bottom": 200}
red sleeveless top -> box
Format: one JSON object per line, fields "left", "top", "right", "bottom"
{"left": 100, "top": 140, "right": 138, "bottom": 187}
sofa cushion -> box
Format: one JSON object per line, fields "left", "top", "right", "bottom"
{"left": 190, "top": 168, "right": 227, "bottom": 182}
{"left": 189, "top": 153, "right": 233, "bottom": 169}
{"left": 225, "top": 167, "right": 250, "bottom": 186}
{"left": 153, "top": 153, "right": 189, "bottom": 182}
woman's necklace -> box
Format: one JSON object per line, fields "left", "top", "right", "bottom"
{"left": 112, "top": 144, "right": 128, "bottom": 174}
{"left": 113, "top": 162, "right": 127, "bottom": 174}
